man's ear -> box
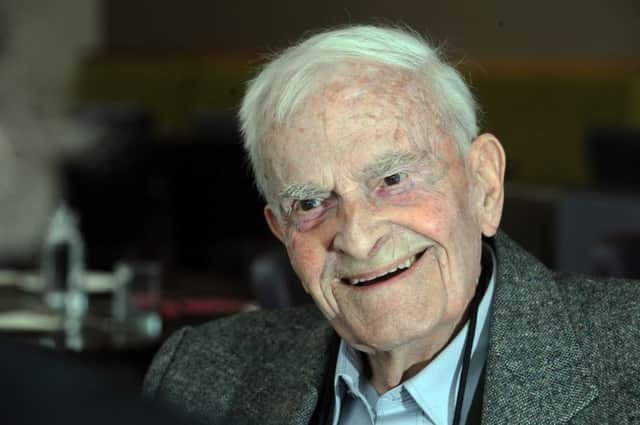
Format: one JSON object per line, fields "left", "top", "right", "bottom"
{"left": 264, "top": 205, "right": 285, "bottom": 243}
{"left": 468, "top": 133, "right": 506, "bottom": 237}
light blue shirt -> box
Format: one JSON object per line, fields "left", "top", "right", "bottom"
{"left": 332, "top": 246, "right": 496, "bottom": 425}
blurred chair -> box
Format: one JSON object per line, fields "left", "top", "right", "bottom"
{"left": 250, "top": 249, "right": 312, "bottom": 309}
{"left": 591, "top": 233, "right": 640, "bottom": 279}
{"left": 555, "top": 190, "right": 640, "bottom": 275}
{"left": 553, "top": 126, "right": 640, "bottom": 278}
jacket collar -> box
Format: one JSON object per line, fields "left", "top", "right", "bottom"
{"left": 482, "top": 231, "right": 598, "bottom": 424}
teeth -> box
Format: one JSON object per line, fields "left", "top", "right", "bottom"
{"left": 348, "top": 255, "right": 417, "bottom": 285}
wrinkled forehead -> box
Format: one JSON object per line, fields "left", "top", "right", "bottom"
{"left": 283, "top": 65, "right": 437, "bottom": 137}
{"left": 316, "top": 62, "right": 435, "bottom": 132}
{"left": 260, "top": 63, "right": 445, "bottom": 194}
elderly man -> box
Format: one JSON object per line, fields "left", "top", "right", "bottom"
{"left": 144, "top": 26, "right": 640, "bottom": 424}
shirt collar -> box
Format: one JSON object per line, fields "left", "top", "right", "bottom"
{"left": 332, "top": 242, "right": 497, "bottom": 425}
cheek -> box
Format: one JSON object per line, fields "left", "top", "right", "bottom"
{"left": 285, "top": 233, "right": 327, "bottom": 290}
{"left": 386, "top": 194, "right": 450, "bottom": 237}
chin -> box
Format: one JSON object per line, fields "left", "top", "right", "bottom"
{"left": 331, "top": 320, "right": 392, "bottom": 353}
{"left": 343, "top": 325, "right": 429, "bottom": 354}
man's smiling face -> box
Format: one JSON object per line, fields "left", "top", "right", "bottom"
{"left": 262, "top": 65, "right": 502, "bottom": 354}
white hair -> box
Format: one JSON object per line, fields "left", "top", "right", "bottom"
{"left": 238, "top": 25, "right": 480, "bottom": 200}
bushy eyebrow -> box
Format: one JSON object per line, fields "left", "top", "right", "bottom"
{"left": 277, "top": 152, "right": 427, "bottom": 200}
{"left": 278, "top": 182, "right": 328, "bottom": 200}
{"left": 359, "top": 151, "right": 421, "bottom": 180}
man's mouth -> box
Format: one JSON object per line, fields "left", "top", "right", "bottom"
{"left": 340, "top": 249, "right": 427, "bottom": 287}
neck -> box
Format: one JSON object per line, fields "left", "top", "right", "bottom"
{"left": 365, "top": 318, "right": 465, "bottom": 394}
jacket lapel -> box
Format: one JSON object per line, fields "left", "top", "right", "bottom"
{"left": 224, "top": 308, "right": 336, "bottom": 425}
{"left": 482, "top": 232, "right": 598, "bottom": 424}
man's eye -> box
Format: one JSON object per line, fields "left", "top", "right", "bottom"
{"left": 383, "top": 172, "right": 407, "bottom": 186}
{"left": 298, "top": 199, "right": 321, "bottom": 211}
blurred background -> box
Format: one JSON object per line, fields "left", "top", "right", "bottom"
{"left": 0, "top": 0, "right": 638, "bottom": 387}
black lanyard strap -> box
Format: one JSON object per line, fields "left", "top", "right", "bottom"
{"left": 452, "top": 247, "right": 492, "bottom": 425}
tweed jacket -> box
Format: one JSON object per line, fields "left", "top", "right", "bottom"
{"left": 143, "top": 232, "right": 640, "bottom": 424}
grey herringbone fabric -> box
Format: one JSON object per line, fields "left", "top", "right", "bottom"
{"left": 144, "top": 232, "right": 640, "bottom": 424}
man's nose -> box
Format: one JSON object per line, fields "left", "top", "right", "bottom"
{"left": 331, "top": 198, "right": 385, "bottom": 260}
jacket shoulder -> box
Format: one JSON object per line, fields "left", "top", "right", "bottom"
{"left": 555, "top": 272, "right": 640, "bottom": 417}
{"left": 143, "top": 305, "right": 332, "bottom": 423}
{"left": 555, "top": 272, "right": 640, "bottom": 333}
